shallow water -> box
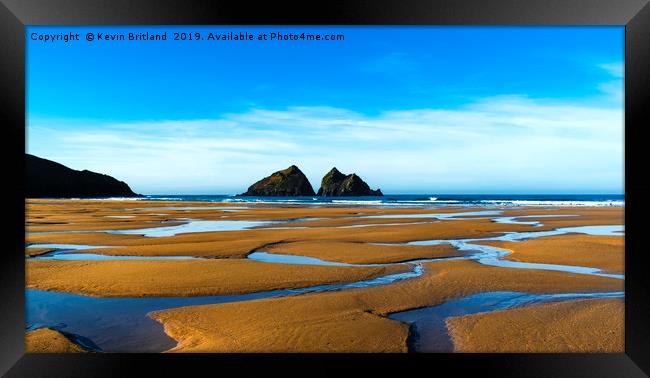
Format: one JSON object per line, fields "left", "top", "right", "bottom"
{"left": 406, "top": 225, "right": 624, "bottom": 246}
{"left": 491, "top": 225, "right": 624, "bottom": 242}
{"left": 27, "top": 244, "right": 112, "bottom": 251}
{"left": 30, "top": 253, "right": 202, "bottom": 261}
{"left": 29, "top": 225, "right": 625, "bottom": 277}
{"left": 268, "top": 210, "right": 575, "bottom": 230}
{"left": 406, "top": 225, "right": 625, "bottom": 279}
{"left": 25, "top": 211, "right": 625, "bottom": 352}
{"left": 252, "top": 225, "right": 625, "bottom": 279}
{"left": 265, "top": 210, "right": 506, "bottom": 230}
{"left": 470, "top": 244, "right": 623, "bottom": 279}
{"left": 264, "top": 220, "right": 435, "bottom": 230}
{"left": 141, "top": 194, "right": 623, "bottom": 207}
{"left": 491, "top": 214, "right": 577, "bottom": 227}
{"left": 130, "top": 206, "right": 251, "bottom": 211}
{"left": 247, "top": 251, "right": 461, "bottom": 267}
{"left": 26, "top": 265, "right": 423, "bottom": 352}
{"left": 107, "top": 219, "right": 280, "bottom": 237}
{"left": 358, "top": 210, "right": 503, "bottom": 220}
{"left": 30, "top": 217, "right": 324, "bottom": 237}
{"left": 388, "top": 291, "right": 624, "bottom": 352}
{"left": 26, "top": 244, "right": 202, "bottom": 261}
{"left": 247, "top": 252, "right": 357, "bottom": 266}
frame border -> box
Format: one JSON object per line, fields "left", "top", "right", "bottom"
{"left": 1, "top": 0, "right": 648, "bottom": 376}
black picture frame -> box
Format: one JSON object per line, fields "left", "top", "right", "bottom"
{"left": 1, "top": 0, "right": 648, "bottom": 376}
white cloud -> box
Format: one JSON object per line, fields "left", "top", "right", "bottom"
{"left": 593, "top": 62, "right": 624, "bottom": 104}
{"left": 600, "top": 62, "right": 624, "bottom": 78}
{"left": 27, "top": 95, "right": 624, "bottom": 194}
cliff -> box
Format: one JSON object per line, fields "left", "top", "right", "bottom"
{"left": 26, "top": 154, "right": 141, "bottom": 198}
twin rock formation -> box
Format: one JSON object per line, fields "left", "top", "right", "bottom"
{"left": 26, "top": 154, "right": 381, "bottom": 198}
{"left": 317, "top": 167, "right": 383, "bottom": 196}
{"left": 239, "top": 165, "right": 382, "bottom": 197}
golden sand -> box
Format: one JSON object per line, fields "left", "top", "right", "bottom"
{"left": 26, "top": 218, "right": 536, "bottom": 254}
{"left": 27, "top": 203, "right": 550, "bottom": 263}
{"left": 25, "top": 328, "right": 88, "bottom": 353}
{"left": 26, "top": 259, "right": 410, "bottom": 297}
{"left": 25, "top": 200, "right": 625, "bottom": 353}
{"left": 151, "top": 260, "right": 622, "bottom": 352}
{"left": 26, "top": 199, "right": 472, "bottom": 232}
{"left": 476, "top": 234, "right": 624, "bottom": 274}
{"left": 27, "top": 201, "right": 623, "bottom": 260}
{"left": 446, "top": 298, "right": 624, "bottom": 352}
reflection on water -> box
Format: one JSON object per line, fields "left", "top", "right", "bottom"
{"left": 247, "top": 252, "right": 356, "bottom": 266}
{"left": 26, "top": 265, "right": 423, "bottom": 352}
{"left": 30, "top": 253, "right": 201, "bottom": 261}
{"left": 30, "top": 217, "right": 330, "bottom": 237}
{"left": 491, "top": 214, "right": 576, "bottom": 227}
{"left": 27, "top": 244, "right": 112, "bottom": 251}
{"left": 388, "top": 291, "right": 624, "bottom": 352}
{"left": 406, "top": 225, "right": 624, "bottom": 246}
{"left": 247, "top": 251, "right": 461, "bottom": 267}
{"left": 358, "top": 210, "right": 503, "bottom": 219}
{"left": 404, "top": 225, "right": 625, "bottom": 279}
{"left": 107, "top": 219, "right": 279, "bottom": 237}
{"left": 493, "top": 225, "right": 624, "bottom": 242}
{"left": 25, "top": 208, "right": 625, "bottom": 352}
{"left": 129, "top": 206, "right": 251, "bottom": 211}
{"left": 26, "top": 244, "right": 202, "bottom": 261}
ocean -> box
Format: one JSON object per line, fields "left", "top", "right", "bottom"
{"left": 133, "top": 194, "right": 624, "bottom": 207}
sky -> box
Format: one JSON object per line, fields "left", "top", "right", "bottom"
{"left": 26, "top": 26, "right": 624, "bottom": 195}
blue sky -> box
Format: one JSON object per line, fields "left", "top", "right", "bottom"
{"left": 27, "top": 26, "right": 624, "bottom": 194}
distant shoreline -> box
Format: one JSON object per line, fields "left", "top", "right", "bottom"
{"left": 26, "top": 194, "right": 625, "bottom": 208}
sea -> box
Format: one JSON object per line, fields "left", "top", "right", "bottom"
{"left": 114, "top": 194, "right": 624, "bottom": 207}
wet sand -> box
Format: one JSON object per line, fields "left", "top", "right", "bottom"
{"left": 26, "top": 218, "right": 537, "bottom": 256}
{"left": 476, "top": 234, "right": 624, "bottom": 274}
{"left": 27, "top": 259, "right": 410, "bottom": 297}
{"left": 26, "top": 328, "right": 89, "bottom": 353}
{"left": 25, "top": 200, "right": 625, "bottom": 352}
{"left": 446, "top": 298, "right": 623, "bottom": 352}
{"left": 26, "top": 199, "right": 473, "bottom": 233}
{"left": 27, "top": 209, "right": 550, "bottom": 263}
{"left": 151, "top": 260, "right": 622, "bottom": 352}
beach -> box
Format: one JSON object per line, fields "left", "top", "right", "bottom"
{"left": 25, "top": 328, "right": 90, "bottom": 353}
{"left": 446, "top": 298, "right": 624, "bottom": 352}
{"left": 25, "top": 198, "right": 624, "bottom": 353}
